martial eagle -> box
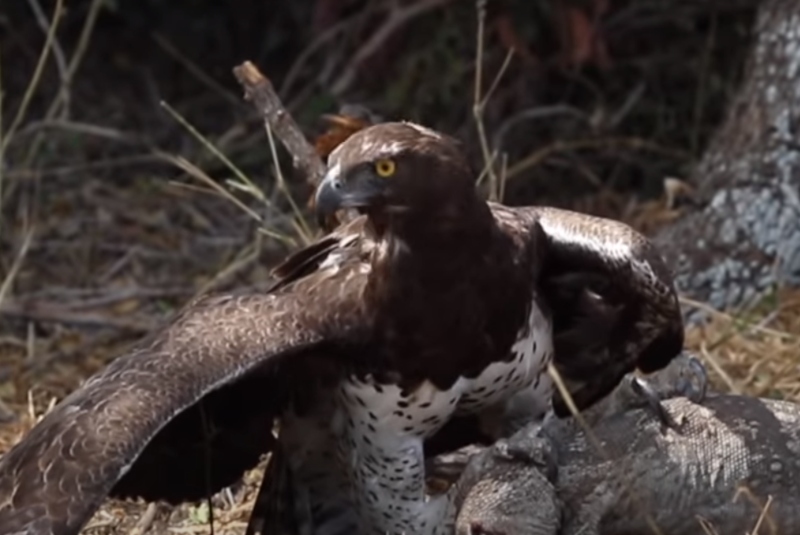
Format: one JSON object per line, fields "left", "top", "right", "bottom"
{"left": 0, "top": 122, "right": 684, "bottom": 535}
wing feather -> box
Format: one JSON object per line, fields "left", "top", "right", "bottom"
{"left": 494, "top": 204, "right": 684, "bottom": 416}
{"left": 0, "top": 243, "right": 368, "bottom": 535}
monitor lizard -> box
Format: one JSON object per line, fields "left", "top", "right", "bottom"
{"left": 454, "top": 386, "right": 800, "bottom": 535}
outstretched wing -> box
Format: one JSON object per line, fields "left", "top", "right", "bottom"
{"left": 0, "top": 232, "right": 369, "bottom": 535}
{"left": 498, "top": 204, "right": 684, "bottom": 416}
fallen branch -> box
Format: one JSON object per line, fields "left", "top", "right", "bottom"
{"left": 12, "top": 286, "right": 194, "bottom": 311}
{"left": 0, "top": 301, "right": 156, "bottom": 333}
{"left": 0, "top": 330, "right": 119, "bottom": 384}
{"left": 232, "top": 61, "right": 326, "bottom": 187}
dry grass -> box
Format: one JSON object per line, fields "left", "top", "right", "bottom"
{"left": 0, "top": 0, "right": 788, "bottom": 533}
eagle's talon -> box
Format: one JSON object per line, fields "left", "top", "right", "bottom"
{"left": 630, "top": 376, "right": 680, "bottom": 430}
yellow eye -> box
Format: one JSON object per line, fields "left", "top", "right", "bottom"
{"left": 375, "top": 159, "right": 396, "bottom": 177}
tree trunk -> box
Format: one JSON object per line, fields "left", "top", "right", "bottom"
{"left": 652, "top": 0, "right": 800, "bottom": 321}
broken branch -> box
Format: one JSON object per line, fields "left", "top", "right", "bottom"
{"left": 232, "top": 61, "right": 326, "bottom": 187}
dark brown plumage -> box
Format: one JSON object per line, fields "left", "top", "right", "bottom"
{"left": 0, "top": 122, "right": 683, "bottom": 535}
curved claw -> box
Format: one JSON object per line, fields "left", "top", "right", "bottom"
{"left": 630, "top": 376, "right": 680, "bottom": 430}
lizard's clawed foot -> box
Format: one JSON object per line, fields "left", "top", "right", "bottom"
{"left": 492, "top": 426, "right": 558, "bottom": 482}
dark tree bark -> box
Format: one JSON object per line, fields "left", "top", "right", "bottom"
{"left": 652, "top": 0, "right": 800, "bottom": 321}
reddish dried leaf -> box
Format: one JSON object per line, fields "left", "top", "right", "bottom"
{"left": 313, "top": 113, "right": 374, "bottom": 159}
{"left": 309, "top": 110, "right": 376, "bottom": 228}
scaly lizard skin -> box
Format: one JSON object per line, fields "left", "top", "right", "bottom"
{"left": 454, "top": 391, "right": 800, "bottom": 535}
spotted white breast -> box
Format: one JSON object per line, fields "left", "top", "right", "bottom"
{"left": 332, "top": 297, "right": 555, "bottom": 535}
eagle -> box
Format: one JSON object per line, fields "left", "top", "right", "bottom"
{"left": 0, "top": 121, "right": 684, "bottom": 535}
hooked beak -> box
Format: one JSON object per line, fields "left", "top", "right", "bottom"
{"left": 314, "top": 165, "right": 385, "bottom": 227}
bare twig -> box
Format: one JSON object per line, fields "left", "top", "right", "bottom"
{"left": 0, "top": 228, "right": 35, "bottom": 307}
{"left": 193, "top": 238, "right": 263, "bottom": 298}
{"left": 152, "top": 32, "right": 242, "bottom": 108}
{"left": 473, "top": 0, "right": 514, "bottom": 202}
{"left": 24, "top": 0, "right": 69, "bottom": 112}
{"left": 264, "top": 118, "right": 314, "bottom": 244}
{"left": 0, "top": 331, "right": 118, "bottom": 384}
{"left": 233, "top": 61, "right": 326, "bottom": 187}
{"left": 329, "top": 0, "right": 455, "bottom": 97}
{"left": 128, "top": 503, "right": 159, "bottom": 535}
{"left": 0, "top": 0, "right": 63, "bottom": 221}
{"left": 159, "top": 101, "right": 271, "bottom": 211}
{"left": 5, "top": 154, "right": 161, "bottom": 179}
{"left": 679, "top": 295, "right": 796, "bottom": 341}
{"left": 491, "top": 105, "right": 589, "bottom": 154}
{"left": 62, "top": 0, "right": 104, "bottom": 103}
{"left": 279, "top": 10, "right": 372, "bottom": 98}
{"left": 2, "top": 0, "right": 63, "bottom": 154}
{"left": 156, "top": 151, "right": 265, "bottom": 227}
{"left": 0, "top": 301, "right": 156, "bottom": 333}
{"left": 13, "top": 118, "right": 149, "bottom": 147}
{"left": 504, "top": 137, "right": 690, "bottom": 181}
{"left": 13, "top": 286, "right": 194, "bottom": 311}
{"left": 0, "top": 41, "right": 5, "bottom": 205}
{"left": 22, "top": 0, "right": 105, "bottom": 166}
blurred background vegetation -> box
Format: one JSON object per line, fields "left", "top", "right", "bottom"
{"left": 2, "top": 0, "right": 759, "bottom": 207}
{"left": 0, "top": 0, "right": 762, "bottom": 399}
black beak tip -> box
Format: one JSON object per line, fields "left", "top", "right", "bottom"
{"left": 314, "top": 177, "right": 342, "bottom": 225}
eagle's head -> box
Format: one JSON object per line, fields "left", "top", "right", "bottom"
{"left": 314, "top": 122, "right": 484, "bottom": 240}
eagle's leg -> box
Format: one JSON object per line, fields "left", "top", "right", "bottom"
{"left": 279, "top": 407, "right": 359, "bottom": 535}
{"left": 629, "top": 376, "right": 680, "bottom": 429}
{"left": 627, "top": 354, "right": 710, "bottom": 429}
{"left": 245, "top": 440, "right": 303, "bottom": 535}
{"left": 337, "top": 378, "right": 463, "bottom": 535}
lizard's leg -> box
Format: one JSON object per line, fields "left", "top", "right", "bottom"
{"left": 491, "top": 427, "right": 558, "bottom": 483}
{"left": 453, "top": 433, "right": 561, "bottom": 535}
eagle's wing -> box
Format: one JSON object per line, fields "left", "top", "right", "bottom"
{"left": 504, "top": 205, "right": 684, "bottom": 416}
{"left": 0, "top": 228, "right": 369, "bottom": 535}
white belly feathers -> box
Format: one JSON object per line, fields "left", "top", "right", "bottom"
{"left": 331, "top": 297, "right": 555, "bottom": 535}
